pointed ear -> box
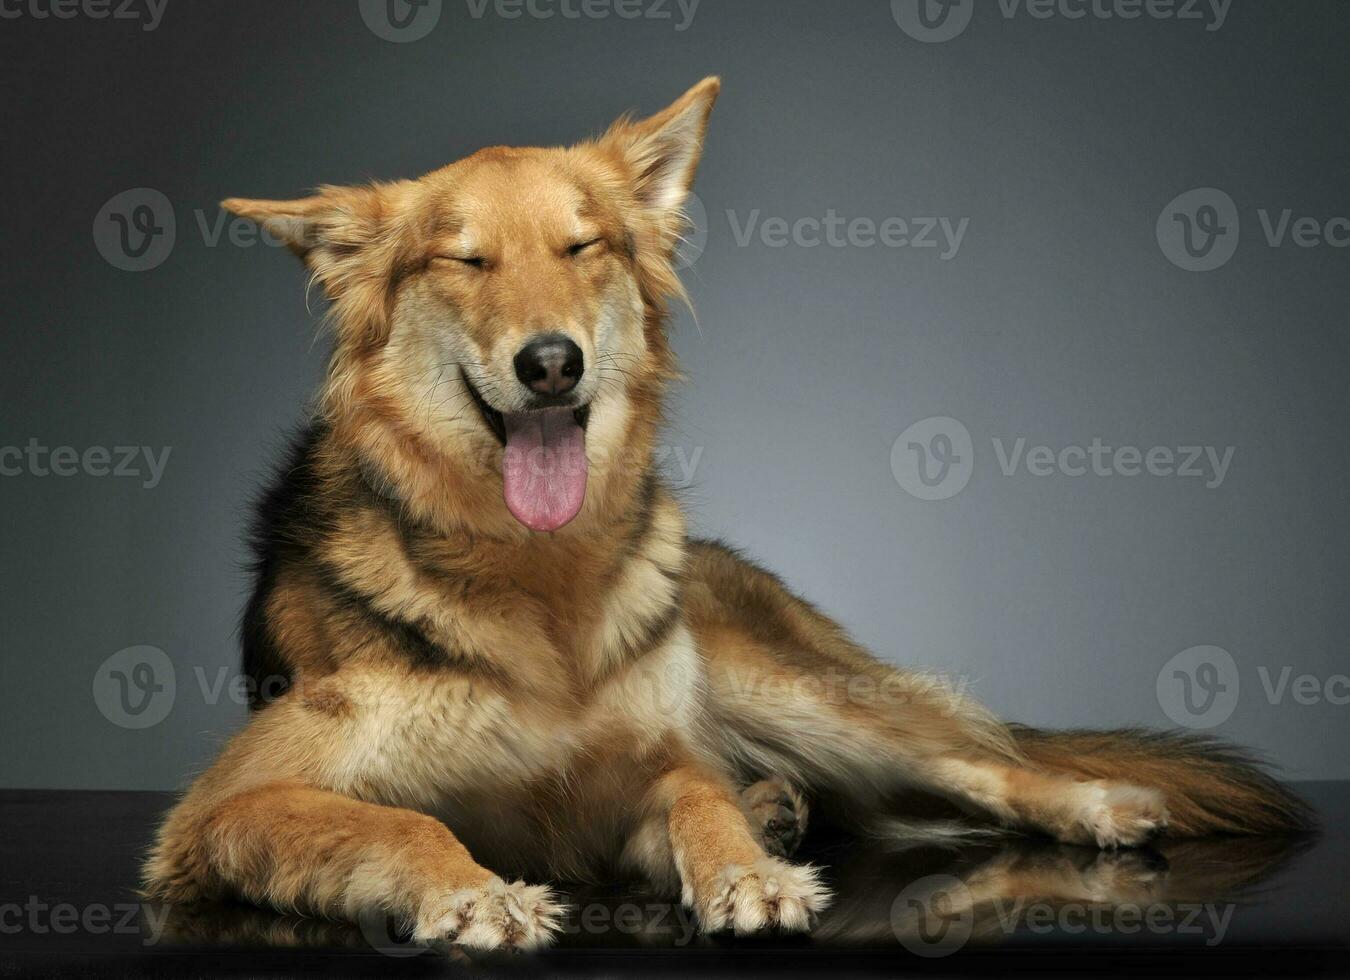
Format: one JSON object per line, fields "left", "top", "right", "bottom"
{"left": 220, "top": 194, "right": 328, "bottom": 257}
{"left": 221, "top": 184, "right": 407, "bottom": 348}
{"left": 604, "top": 76, "right": 720, "bottom": 226}
{"left": 220, "top": 184, "right": 387, "bottom": 262}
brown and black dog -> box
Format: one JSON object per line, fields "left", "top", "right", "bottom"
{"left": 143, "top": 78, "right": 1309, "bottom": 951}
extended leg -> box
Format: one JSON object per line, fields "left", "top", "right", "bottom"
{"left": 147, "top": 781, "right": 560, "bottom": 950}
{"left": 687, "top": 540, "right": 1169, "bottom": 848}
{"left": 143, "top": 700, "right": 562, "bottom": 952}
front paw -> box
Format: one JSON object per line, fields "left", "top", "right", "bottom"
{"left": 691, "top": 857, "right": 830, "bottom": 935}
{"left": 415, "top": 877, "right": 563, "bottom": 951}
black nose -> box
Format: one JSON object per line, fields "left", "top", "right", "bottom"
{"left": 514, "top": 334, "right": 584, "bottom": 396}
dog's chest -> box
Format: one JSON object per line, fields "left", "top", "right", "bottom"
{"left": 329, "top": 623, "right": 705, "bottom": 808}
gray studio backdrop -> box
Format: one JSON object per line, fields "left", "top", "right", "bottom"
{"left": 1, "top": 0, "right": 1346, "bottom": 790}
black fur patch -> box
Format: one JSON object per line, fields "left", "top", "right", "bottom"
{"left": 240, "top": 422, "right": 455, "bottom": 709}
{"left": 240, "top": 423, "right": 329, "bottom": 708}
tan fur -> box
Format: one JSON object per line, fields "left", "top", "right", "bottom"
{"left": 145, "top": 78, "right": 1309, "bottom": 953}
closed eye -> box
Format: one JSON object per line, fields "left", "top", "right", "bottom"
{"left": 567, "top": 238, "right": 604, "bottom": 257}
{"left": 432, "top": 255, "right": 486, "bottom": 268}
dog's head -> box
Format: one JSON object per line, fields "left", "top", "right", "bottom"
{"left": 224, "top": 78, "right": 718, "bottom": 534}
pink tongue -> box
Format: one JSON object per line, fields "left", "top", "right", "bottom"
{"left": 502, "top": 408, "right": 588, "bottom": 532}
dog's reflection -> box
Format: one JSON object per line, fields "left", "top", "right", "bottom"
{"left": 150, "top": 833, "right": 1306, "bottom": 954}
{"left": 819, "top": 832, "right": 1308, "bottom": 949}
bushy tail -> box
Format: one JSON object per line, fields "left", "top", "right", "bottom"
{"left": 1009, "top": 725, "right": 1315, "bottom": 837}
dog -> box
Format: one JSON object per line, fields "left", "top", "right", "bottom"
{"left": 143, "top": 78, "right": 1310, "bottom": 951}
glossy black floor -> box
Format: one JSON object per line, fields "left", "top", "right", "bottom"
{"left": 1, "top": 784, "right": 1345, "bottom": 978}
